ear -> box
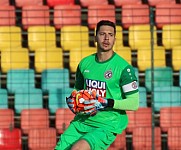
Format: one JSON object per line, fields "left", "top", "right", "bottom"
{"left": 94, "top": 36, "right": 97, "bottom": 42}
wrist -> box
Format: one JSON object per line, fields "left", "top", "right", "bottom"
{"left": 107, "top": 99, "right": 114, "bottom": 108}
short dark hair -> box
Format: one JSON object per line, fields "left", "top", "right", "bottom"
{"left": 95, "top": 20, "right": 116, "bottom": 36}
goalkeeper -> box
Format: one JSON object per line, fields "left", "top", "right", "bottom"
{"left": 55, "top": 20, "right": 139, "bottom": 150}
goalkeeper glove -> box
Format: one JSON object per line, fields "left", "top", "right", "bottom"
{"left": 66, "top": 90, "right": 78, "bottom": 114}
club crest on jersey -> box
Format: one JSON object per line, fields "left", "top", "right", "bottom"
{"left": 104, "top": 70, "right": 112, "bottom": 79}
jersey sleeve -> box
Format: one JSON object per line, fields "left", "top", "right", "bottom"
{"left": 74, "top": 65, "right": 84, "bottom": 91}
{"left": 120, "top": 65, "right": 138, "bottom": 95}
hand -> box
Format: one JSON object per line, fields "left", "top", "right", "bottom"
{"left": 91, "top": 91, "right": 108, "bottom": 110}
{"left": 66, "top": 90, "right": 78, "bottom": 114}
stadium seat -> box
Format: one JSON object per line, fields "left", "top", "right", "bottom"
{"left": 148, "top": 0, "right": 176, "bottom": 6}
{"left": 121, "top": 4, "right": 150, "bottom": 29}
{"left": 154, "top": 86, "right": 181, "bottom": 112}
{"left": 172, "top": 46, "right": 181, "bottom": 71}
{"left": 155, "top": 4, "right": 181, "bottom": 29}
{"left": 128, "top": 25, "right": 157, "bottom": 50}
{"left": 47, "top": 0, "right": 75, "bottom": 7}
{"left": 53, "top": 5, "right": 81, "bottom": 29}
{"left": 48, "top": 87, "right": 74, "bottom": 114}
{"left": 0, "top": 26, "right": 22, "bottom": 51}
{"left": 7, "top": 69, "right": 35, "bottom": 94}
{"left": 0, "top": 109, "right": 14, "bottom": 129}
{"left": 137, "top": 46, "right": 166, "bottom": 71}
{"left": 1, "top": 48, "right": 29, "bottom": 73}
{"left": 28, "top": 26, "right": 56, "bottom": 52}
{"left": 0, "top": 0, "right": 9, "bottom": 5}
{"left": 0, "top": 6, "right": 16, "bottom": 26}
{"left": 28, "top": 128, "right": 56, "bottom": 150}
{"left": 167, "top": 127, "right": 181, "bottom": 150}
{"left": 0, "top": 89, "right": 8, "bottom": 109}
{"left": 41, "top": 68, "right": 70, "bottom": 93}
{"left": 22, "top": 5, "right": 50, "bottom": 30}
{"left": 108, "top": 131, "right": 126, "bottom": 150}
{"left": 114, "top": 48, "right": 132, "bottom": 65}
{"left": 34, "top": 47, "right": 63, "bottom": 73}
{"left": 126, "top": 107, "right": 152, "bottom": 133}
{"left": 139, "top": 87, "right": 147, "bottom": 107}
{"left": 69, "top": 46, "right": 96, "bottom": 73}
{"left": 162, "top": 24, "right": 181, "bottom": 50}
{"left": 113, "top": 26, "right": 125, "bottom": 49}
{"left": 0, "top": 128, "right": 22, "bottom": 150}
{"left": 79, "top": 0, "right": 108, "bottom": 7}
{"left": 60, "top": 25, "right": 89, "bottom": 51}
{"left": 55, "top": 108, "right": 75, "bottom": 134}
{"left": 160, "top": 107, "right": 181, "bottom": 133}
{"left": 132, "top": 127, "right": 161, "bottom": 150}
{"left": 15, "top": 0, "right": 43, "bottom": 7}
{"left": 113, "top": 0, "right": 142, "bottom": 7}
{"left": 21, "top": 108, "right": 49, "bottom": 135}
{"left": 87, "top": 5, "right": 116, "bottom": 29}
{"left": 145, "top": 67, "right": 173, "bottom": 92}
{"left": 14, "top": 88, "right": 43, "bottom": 115}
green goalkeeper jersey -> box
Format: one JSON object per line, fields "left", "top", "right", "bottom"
{"left": 73, "top": 52, "right": 139, "bottom": 134}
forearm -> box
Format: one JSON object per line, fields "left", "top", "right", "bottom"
{"left": 113, "top": 92, "right": 139, "bottom": 111}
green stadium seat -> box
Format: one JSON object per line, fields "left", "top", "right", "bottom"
{"left": 14, "top": 88, "right": 43, "bottom": 115}
{"left": 0, "top": 89, "right": 8, "bottom": 109}
{"left": 154, "top": 86, "right": 181, "bottom": 112}
{"left": 145, "top": 67, "right": 173, "bottom": 92}
{"left": 7, "top": 69, "right": 35, "bottom": 94}
{"left": 48, "top": 87, "right": 74, "bottom": 114}
{"left": 41, "top": 69, "right": 70, "bottom": 93}
{"left": 139, "top": 87, "right": 147, "bottom": 107}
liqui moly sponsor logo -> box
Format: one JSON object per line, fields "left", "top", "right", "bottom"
{"left": 85, "top": 79, "right": 106, "bottom": 97}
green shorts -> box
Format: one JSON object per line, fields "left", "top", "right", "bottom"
{"left": 55, "top": 121, "right": 117, "bottom": 150}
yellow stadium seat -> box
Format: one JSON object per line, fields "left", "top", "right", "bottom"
{"left": 1, "top": 48, "right": 29, "bottom": 73}
{"left": 60, "top": 25, "right": 89, "bottom": 51}
{"left": 162, "top": 24, "right": 181, "bottom": 50}
{"left": 172, "top": 46, "right": 181, "bottom": 71}
{"left": 69, "top": 46, "right": 96, "bottom": 72}
{"left": 28, "top": 26, "right": 56, "bottom": 52}
{"left": 128, "top": 25, "right": 157, "bottom": 50}
{"left": 114, "top": 48, "right": 132, "bottom": 65}
{"left": 34, "top": 47, "right": 63, "bottom": 73}
{"left": 0, "top": 26, "right": 22, "bottom": 51}
{"left": 137, "top": 46, "right": 166, "bottom": 71}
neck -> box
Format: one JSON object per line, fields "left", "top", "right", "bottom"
{"left": 97, "top": 50, "right": 114, "bottom": 62}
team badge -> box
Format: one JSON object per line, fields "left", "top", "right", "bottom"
{"left": 104, "top": 70, "right": 112, "bottom": 79}
{"left": 132, "top": 81, "right": 138, "bottom": 89}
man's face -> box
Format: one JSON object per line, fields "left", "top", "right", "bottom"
{"left": 95, "top": 25, "right": 116, "bottom": 52}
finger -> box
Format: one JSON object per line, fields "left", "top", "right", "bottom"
{"left": 83, "top": 100, "right": 97, "bottom": 104}
{"left": 84, "top": 105, "right": 95, "bottom": 110}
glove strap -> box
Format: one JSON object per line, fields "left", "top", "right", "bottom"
{"left": 107, "top": 99, "right": 114, "bottom": 108}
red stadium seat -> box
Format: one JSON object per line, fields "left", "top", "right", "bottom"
{"left": 155, "top": 4, "right": 181, "bottom": 28}
{"left": 126, "top": 107, "right": 152, "bottom": 133}
{"left": 132, "top": 127, "right": 161, "bottom": 150}
{"left": 160, "top": 107, "right": 181, "bottom": 133}
{"left": 0, "top": 6, "right": 16, "bottom": 26}
{"left": 121, "top": 4, "right": 149, "bottom": 29}
{"left": 79, "top": 0, "right": 108, "bottom": 7}
{"left": 55, "top": 108, "right": 75, "bottom": 134}
{"left": 28, "top": 128, "right": 56, "bottom": 150}
{"left": 0, "top": 0, "right": 9, "bottom": 5}
{"left": 108, "top": 131, "right": 126, "bottom": 150}
{"left": 0, "top": 128, "right": 22, "bottom": 150}
{"left": 22, "top": 5, "right": 50, "bottom": 30}
{"left": 21, "top": 109, "right": 49, "bottom": 135}
{"left": 168, "top": 127, "right": 181, "bottom": 150}
{"left": 15, "top": 0, "right": 43, "bottom": 7}
{"left": 148, "top": 0, "right": 176, "bottom": 6}
{"left": 88, "top": 5, "right": 116, "bottom": 29}
{"left": 114, "top": 0, "right": 142, "bottom": 7}
{"left": 47, "top": 0, "right": 75, "bottom": 7}
{"left": 53, "top": 5, "right": 81, "bottom": 29}
{"left": 0, "top": 109, "right": 14, "bottom": 129}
